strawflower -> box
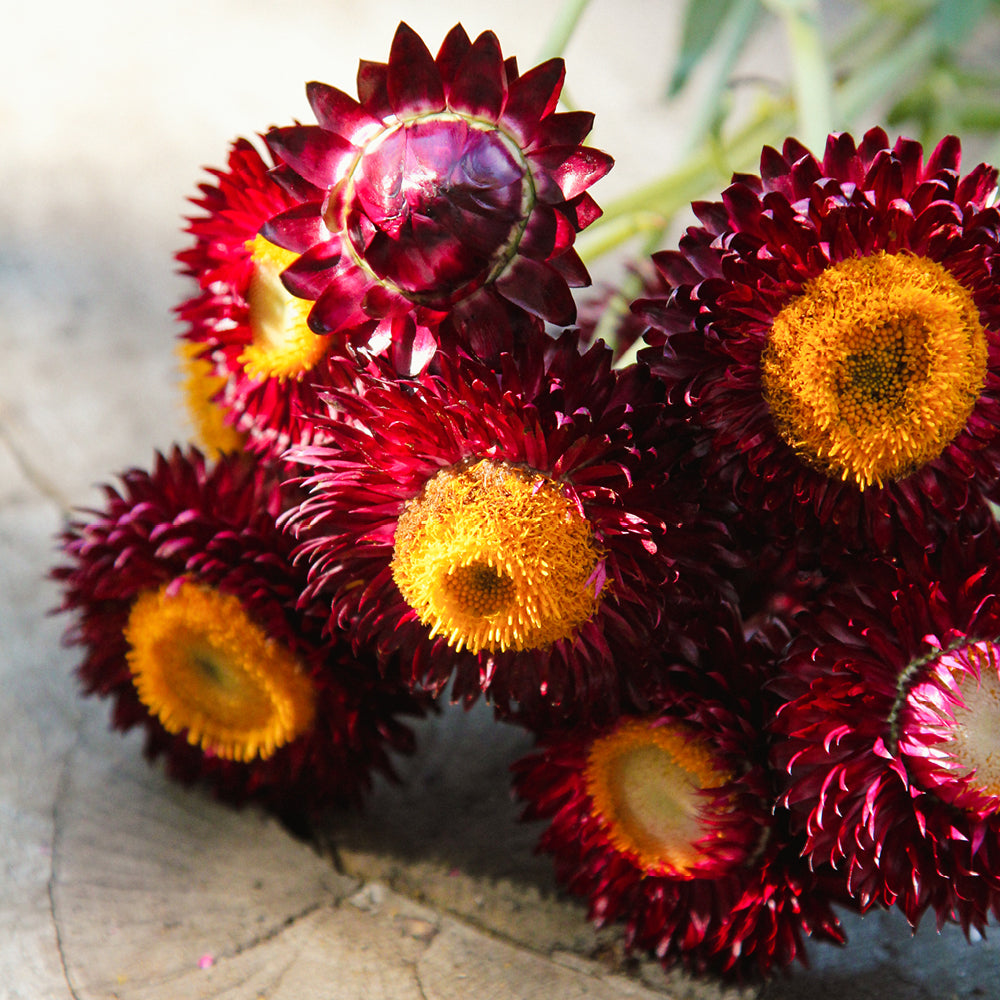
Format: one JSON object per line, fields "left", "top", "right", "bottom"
{"left": 261, "top": 22, "right": 612, "bottom": 367}
{"left": 771, "top": 516, "right": 1000, "bottom": 932}
{"left": 283, "top": 332, "right": 724, "bottom": 724}
{"left": 53, "top": 447, "right": 427, "bottom": 820}
{"left": 177, "top": 137, "right": 352, "bottom": 458}
{"left": 635, "top": 128, "right": 1000, "bottom": 552}
{"left": 513, "top": 610, "right": 845, "bottom": 980}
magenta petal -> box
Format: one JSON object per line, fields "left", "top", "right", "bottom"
{"left": 518, "top": 205, "right": 557, "bottom": 259}
{"left": 525, "top": 110, "right": 595, "bottom": 151}
{"left": 357, "top": 60, "right": 391, "bottom": 120}
{"left": 435, "top": 24, "right": 472, "bottom": 83}
{"left": 387, "top": 23, "right": 446, "bottom": 116}
{"left": 260, "top": 202, "right": 329, "bottom": 252}
{"left": 279, "top": 238, "right": 346, "bottom": 299}
{"left": 449, "top": 31, "right": 507, "bottom": 122}
{"left": 548, "top": 247, "right": 591, "bottom": 288}
{"left": 306, "top": 81, "right": 383, "bottom": 144}
{"left": 561, "top": 192, "right": 603, "bottom": 233}
{"left": 362, "top": 282, "right": 412, "bottom": 319}
{"left": 502, "top": 59, "right": 565, "bottom": 145}
{"left": 267, "top": 163, "right": 325, "bottom": 203}
{"left": 495, "top": 256, "right": 576, "bottom": 324}
{"left": 266, "top": 125, "right": 357, "bottom": 191}
{"left": 528, "top": 146, "right": 614, "bottom": 202}
{"left": 310, "top": 282, "right": 372, "bottom": 335}
{"left": 925, "top": 134, "right": 962, "bottom": 176}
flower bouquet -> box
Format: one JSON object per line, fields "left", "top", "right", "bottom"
{"left": 53, "top": 2, "right": 1000, "bottom": 982}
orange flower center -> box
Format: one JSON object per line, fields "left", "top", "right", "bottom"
{"left": 762, "top": 252, "right": 987, "bottom": 488}
{"left": 241, "top": 234, "right": 332, "bottom": 380}
{"left": 584, "top": 718, "right": 736, "bottom": 876}
{"left": 124, "top": 581, "right": 316, "bottom": 761}
{"left": 390, "top": 459, "right": 604, "bottom": 654}
{"left": 176, "top": 341, "right": 245, "bottom": 457}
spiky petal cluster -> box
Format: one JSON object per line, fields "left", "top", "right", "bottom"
{"left": 283, "top": 332, "right": 725, "bottom": 725}
{"left": 771, "top": 518, "right": 1000, "bottom": 932}
{"left": 177, "top": 137, "right": 352, "bottom": 458}
{"left": 513, "top": 612, "right": 846, "bottom": 980}
{"left": 262, "top": 22, "right": 612, "bottom": 364}
{"left": 635, "top": 128, "right": 1000, "bottom": 552}
{"left": 52, "top": 447, "right": 427, "bottom": 819}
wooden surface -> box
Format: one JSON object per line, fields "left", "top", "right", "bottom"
{"left": 4, "top": 2, "right": 1000, "bottom": 998}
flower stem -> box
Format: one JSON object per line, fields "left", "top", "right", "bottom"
{"left": 764, "top": 0, "right": 835, "bottom": 146}
{"left": 537, "top": 0, "right": 593, "bottom": 62}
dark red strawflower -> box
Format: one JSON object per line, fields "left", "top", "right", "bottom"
{"left": 282, "top": 333, "right": 724, "bottom": 725}
{"left": 52, "top": 447, "right": 428, "bottom": 820}
{"left": 513, "top": 612, "right": 846, "bottom": 980}
{"left": 261, "top": 22, "right": 612, "bottom": 366}
{"left": 771, "top": 517, "right": 1000, "bottom": 933}
{"left": 635, "top": 128, "right": 1000, "bottom": 552}
{"left": 176, "top": 137, "right": 352, "bottom": 458}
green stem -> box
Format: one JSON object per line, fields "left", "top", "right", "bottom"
{"left": 767, "top": 0, "right": 835, "bottom": 144}
{"left": 579, "top": 100, "right": 793, "bottom": 241}
{"left": 675, "top": 0, "right": 761, "bottom": 158}
{"left": 836, "top": 21, "right": 938, "bottom": 122}
{"left": 536, "top": 0, "right": 593, "bottom": 62}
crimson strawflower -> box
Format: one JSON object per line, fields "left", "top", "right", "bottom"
{"left": 771, "top": 517, "right": 1000, "bottom": 932}
{"left": 283, "top": 333, "right": 723, "bottom": 724}
{"left": 261, "top": 22, "right": 612, "bottom": 365}
{"left": 176, "top": 137, "right": 352, "bottom": 458}
{"left": 53, "top": 447, "right": 427, "bottom": 820}
{"left": 635, "top": 128, "right": 1000, "bottom": 551}
{"left": 513, "top": 612, "right": 846, "bottom": 980}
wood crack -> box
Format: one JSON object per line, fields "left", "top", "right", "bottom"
{"left": 47, "top": 719, "right": 85, "bottom": 1000}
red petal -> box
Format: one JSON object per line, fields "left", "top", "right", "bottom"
{"left": 924, "top": 134, "right": 961, "bottom": 176}
{"left": 260, "top": 202, "right": 328, "bottom": 252}
{"left": 526, "top": 110, "right": 595, "bottom": 151}
{"left": 435, "top": 24, "right": 472, "bottom": 83}
{"left": 387, "top": 23, "right": 446, "bottom": 116}
{"left": 279, "top": 238, "right": 346, "bottom": 299}
{"left": 561, "top": 192, "right": 603, "bottom": 233}
{"left": 495, "top": 256, "right": 576, "bottom": 325}
{"left": 528, "top": 146, "right": 614, "bottom": 202}
{"left": 357, "top": 60, "right": 391, "bottom": 120}
{"left": 502, "top": 58, "right": 565, "bottom": 146}
{"left": 548, "top": 247, "right": 591, "bottom": 288}
{"left": 306, "top": 81, "right": 383, "bottom": 144}
{"left": 449, "top": 31, "right": 507, "bottom": 122}
{"left": 310, "top": 280, "right": 372, "bottom": 335}
{"left": 266, "top": 125, "right": 357, "bottom": 190}
{"left": 518, "top": 205, "right": 557, "bottom": 259}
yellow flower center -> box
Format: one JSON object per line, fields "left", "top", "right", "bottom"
{"left": 390, "top": 459, "right": 605, "bottom": 655}
{"left": 124, "top": 581, "right": 316, "bottom": 762}
{"left": 176, "top": 341, "right": 245, "bottom": 457}
{"left": 944, "top": 641, "right": 1000, "bottom": 798}
{"left": 761, "top": 251, "right": 987, "bottom": 489}
{"left": 240, "top": 234, "right": 331, "bottom": 380}
{"left": 584, "top": 718, "right": 734, "bottom": 876}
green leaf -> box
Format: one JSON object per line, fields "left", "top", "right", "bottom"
{"left": 668, "top": 0, "right": 739, "bottom": 96}
{"left": 931, "top": 0, "right": 993, "bottom": 47}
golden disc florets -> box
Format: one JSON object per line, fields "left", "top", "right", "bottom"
{"left": 176, "top": 341, "right": 246, "bottom": 458}
{"left": 240, "top": 234, "right": 331, "bottom": 381}
{"left": 762, "top": 251, "right": 988, "bottom": 489}
{"left": 390, "top": 459, "right": 605, "bottom": 655}
{"left": 584, "top": 719, "right": 735, "bottom": 876}
{"left": 124, "top": 580, "right": 316, "bottom": 761}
